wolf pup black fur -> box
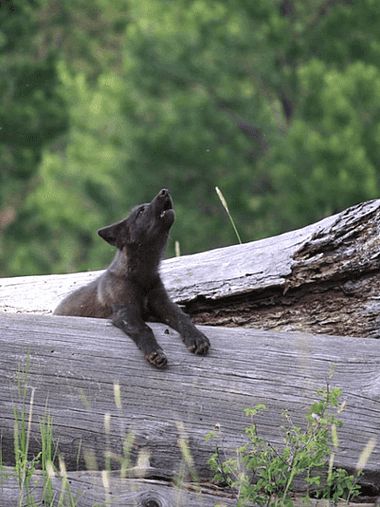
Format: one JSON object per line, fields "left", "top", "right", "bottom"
{"left": 54, "top": 189, "right": 210, "bottom": 368}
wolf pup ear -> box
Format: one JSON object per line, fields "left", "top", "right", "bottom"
{"left": 97, "top": 223, "right": 120, "bottom": 246}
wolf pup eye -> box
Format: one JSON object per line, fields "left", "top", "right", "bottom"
{"left": 137, "top": 206, "right": 145, "bottom": 216}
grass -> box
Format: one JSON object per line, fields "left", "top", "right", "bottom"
{"left": 1, "top": 359, "right": 374, "bottom": 506}
{"left": 215, "top": 186, "right": 243, "bottom": 244}
{"left": 8, "top": 357, "right": 77, "bottom": 506}
{"left": 2, "top": 358, "right": 199, "bottom": 506}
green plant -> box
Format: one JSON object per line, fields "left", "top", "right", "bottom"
{"left": 208, "top": 386, "right": 363, "bottom": 506}
{"left": 13, "top": 387, "right": 40, "bottom": 506}
{"left": 13, "top": 357, "right": 40, "bottom": 506}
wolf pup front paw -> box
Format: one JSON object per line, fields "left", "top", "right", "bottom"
{"left": 185, "top": 331, "right": 210, "bottom": 356}
{"left": 145, "top": 348, "right": 168, "bottom": 369}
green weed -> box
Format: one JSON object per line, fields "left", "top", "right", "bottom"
{"left": 208, "top": 386, "right": 367, "bottom": 506}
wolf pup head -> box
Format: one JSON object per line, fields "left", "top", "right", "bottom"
{"left": 97, "top": 188, "right": 175, "bottom": 250}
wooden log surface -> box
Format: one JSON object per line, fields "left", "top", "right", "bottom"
{"left": 1, "top": 468, "right": 377, "bottom": 507}
{"left": 0, "top": 313, "right": 379, "bottom": 499}
{"left": 0, "top": 468, "right": 235, "bottom": 507}
{"left": 1, "top": 200, "right": 380, "bottom": 338}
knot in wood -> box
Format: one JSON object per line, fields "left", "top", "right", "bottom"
{"left": 142, "top": 501, "right": 160, "bottom": 507}
{"left": 139, "top": 491, "right": 168, "bottom": 507}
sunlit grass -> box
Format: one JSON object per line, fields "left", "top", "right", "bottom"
{"left": 215, "top": 186, "right": 242, "bottom": 244}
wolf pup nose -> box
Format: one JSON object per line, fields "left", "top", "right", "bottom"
{"left": 54, "top": 189, "right": 210, "bottom": 369}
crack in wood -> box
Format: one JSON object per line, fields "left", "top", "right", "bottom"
{"left": 187, "top": 273, "right": 380, "bottom": 338}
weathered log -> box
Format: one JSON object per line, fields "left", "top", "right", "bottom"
{"left": 1, "top": 200, "right": 380, "bottom": 338}
{"left": 0, "top": 313, "right": 379, "bottom": 501}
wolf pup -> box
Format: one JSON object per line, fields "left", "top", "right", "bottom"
{"left": 54, "top": 189, "right": 210, "bottom": 368}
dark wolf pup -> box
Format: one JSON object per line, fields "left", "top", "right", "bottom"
{"left": 54, "top": 189, "right": 210, "bottom": 368}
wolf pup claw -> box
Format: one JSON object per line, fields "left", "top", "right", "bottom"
{"left": 54, "top": 189, "right": 210, "bottom": 368}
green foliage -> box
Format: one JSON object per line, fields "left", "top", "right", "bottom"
{"left": 0, "top": 0, "right": 67, "bottom": 214}
{"left": 208, "top": 387, "right": 362, "bottom": 506}
{"left": 264, "top": 60, "right": 380, "bottom": 230}
{"left": 4, "top": 65, "right": 127, "bottom": 274}
{"left": 1, "top": 0, "right": 380, "bottom": 275}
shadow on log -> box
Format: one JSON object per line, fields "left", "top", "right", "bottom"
{"left": 1, "top": 200, "right": 380, "bottom": 337}
{"left": 0, "top": 314, "right": 379, "bottom": 504}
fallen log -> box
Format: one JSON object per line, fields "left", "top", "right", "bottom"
{"left": 0, "top": 313, "right": 379, "bottom": 502}
{"left": 1, "top": 200, "right": 380, "bottom": 338}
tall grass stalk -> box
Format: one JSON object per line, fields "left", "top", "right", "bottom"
{"left": 9, "top": 357, "right": 77, "bottom": 507}
{"left": 215, "top": 186, "right": 242, "bottom": 244}
{"left": 40, "top": 413, "right": 56, "bottom": 504}
{"left": 104, "top": 412, "right": 112, "bottom": 472}
{"left": 57, "top": 455, "right": 77, "bottom": 507}
{"left": 16, "top": 386, "right": 35, "bottom": 507}
{"left": 175, "top": 240, "right": 181, "bottom": 257}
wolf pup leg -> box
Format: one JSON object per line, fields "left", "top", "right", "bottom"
{"left": 112, "top": 304, "right": 168, "bottom": 369}
{"left": 147, "top": 281, "right": 210, "bottom": 355}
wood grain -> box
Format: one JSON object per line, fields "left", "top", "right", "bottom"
{"left": 1, "top": 468, "right": 377, "bottom": 507}
{"left": 0, "top": 468, "right": 235, "bottom": 507}
{"left": 0, "top": 313, "right": 379, "bottom": 497}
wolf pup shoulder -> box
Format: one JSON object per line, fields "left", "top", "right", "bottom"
{"left": 54, "top": 188, "right": 210, "bottom": 368}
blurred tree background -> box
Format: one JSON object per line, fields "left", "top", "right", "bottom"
{"left": 1, "top": 0, "right": 380, "bottom": 276}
